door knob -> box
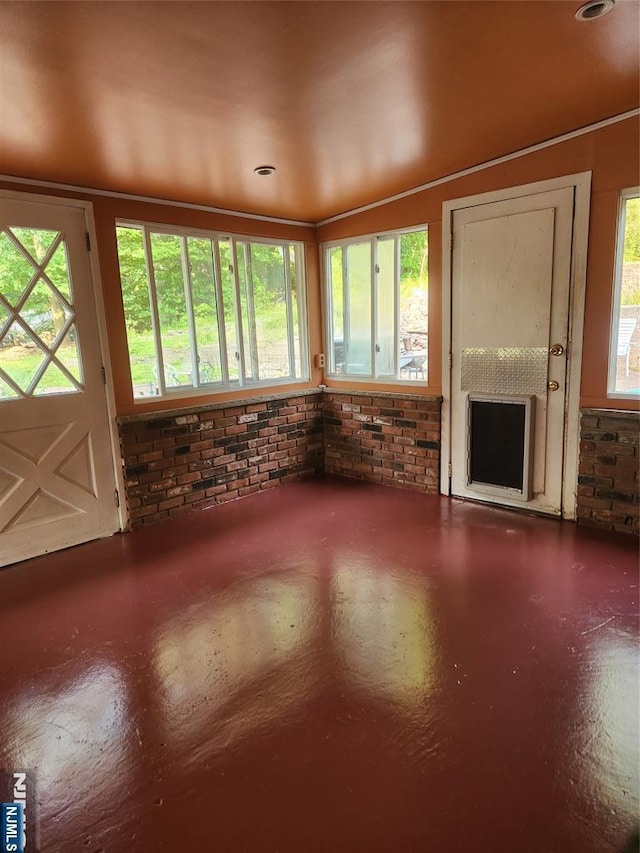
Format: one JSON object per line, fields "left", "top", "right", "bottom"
{"left": 548, "top": 380, "right": 560, "bottom": 391}
{"left": 549, "top": 344, "right": 564, "bottom": 356}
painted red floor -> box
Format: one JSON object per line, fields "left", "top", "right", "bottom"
{"left": 0, "top": 477, "right": 638, "bottom": 853}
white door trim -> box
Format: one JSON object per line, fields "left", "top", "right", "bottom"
{"left": 441, "top": 171, "right": 592, "bottom": 520}
{"left": 0, "top": 188, "right": 126, "bottom": 531}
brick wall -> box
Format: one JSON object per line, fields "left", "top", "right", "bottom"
{"left": 119, "top": 393, "right": 637, "bottom": 536}
{"left": 323, "top": 390, "right": 441, "bottom": 492}
{"left": 118, "top": 391, "right": 323, "bottom": 527}
{"left": 577, "top": 408, "right": 639, "bottom": 535}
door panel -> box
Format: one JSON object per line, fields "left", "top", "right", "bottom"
{"left": 450, "top": 187, "right": 574, "bottom": 516}
{"left": 0, "top": 197, "right": 119, "bottom": 565}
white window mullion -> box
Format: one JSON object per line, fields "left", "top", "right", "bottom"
{"left": 283, "top": 243, "right": 296, "bottom": 378}
{"left": 180, "top": 237, "right": 199, "bottom": 387}
{"left": 342, "top": 247, "right": 350, "bottom": 372}
{"left": 230, "top": 238, "right": 246, "bottom": 387}
{"left": 372, "top": 238, "right": 379, "bottom": 379}
{"left": 243, "top": 244, "right": 260, "bottom": 380}
{"left": 394, "top": 236, "right": 400, "bottom": 379}
{"left": 142, "top": 228, "right": 166, "bottom": 396}
{"left": 212, "top": 237, "right": 230, "bottom": 386}
{"left": 296, "top": 245, "right": 310, "bottom": 379}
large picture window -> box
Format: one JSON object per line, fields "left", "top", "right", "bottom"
{"left": 324, "top": 228, "right": 428, "bottom": 382}
{"left": 116, "top": 223, "right": 308, "bottom": 399}
{"left": 608, "top": 190, "right": 640, "bottom": 397}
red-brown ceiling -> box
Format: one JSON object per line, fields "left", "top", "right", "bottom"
{"left": 0, "top": 1, "right": 638, "bottom": 222}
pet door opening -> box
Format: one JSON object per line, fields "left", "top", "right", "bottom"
{"left": 467, "top": 394, "right": 535, "bottom": 501}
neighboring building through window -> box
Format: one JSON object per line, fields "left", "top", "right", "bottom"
{"left": 609, "top": 190, "right": 640, "bottom": 397}
{"left": 324, "top": 228, "right": 429, "bottom": 382}
{"left": 116, "top": 223, "right": 308, "bottom": 400}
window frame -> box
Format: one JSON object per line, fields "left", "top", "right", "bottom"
{"left": 116, "top": 219, "right": 310, "bottom": 402}
{"left": 322, "top": 224, "right": 429, "bottom": 384}
{"left": 607, "top": 187, "right": 640, "bottom": 399}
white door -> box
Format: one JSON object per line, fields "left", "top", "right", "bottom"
{"left": 0, "top": 197, "right": 119, "bottom": 566}
{"left": 449, "top": 187, "right": 574, "bottom": 516}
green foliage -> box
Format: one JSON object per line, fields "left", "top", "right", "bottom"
{"left": 116, "top": 227, "right": 292, "bottom": 336}
{"left": 0, "top": 228, "right": 72, "bottom": 342}
{"left": 400, "top": 230, "right": 428, "bottom": 284}
{"left": 623, "top": 197, "right": 640, "bottom": 263}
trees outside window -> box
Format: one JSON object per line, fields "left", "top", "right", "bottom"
{"left": 324, "top": 228, "right": 429, "bottom": 382}
{"left": 116, "top": 224, "right": 308, "bottom": 400}
{"left": 608, "top": 191, "right": 640, "bottom": 397}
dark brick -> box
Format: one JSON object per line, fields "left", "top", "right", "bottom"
{"left": 597, "top": 490, "right": 636, "bottom": 503}
{"left": 125, "top": 464, "right": 147, "bottom": 476}
{"left": 194, "top": 477, "right": 215, "bottom": 491}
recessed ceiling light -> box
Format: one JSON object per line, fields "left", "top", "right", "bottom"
{"left": 254, "top": 165, "right": 276, "bottom": 176}
{"left": 575, "top": 0, "right": 615, "bottom": 21}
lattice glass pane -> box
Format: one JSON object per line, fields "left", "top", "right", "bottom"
{"left": 45, "top": 242, "right": 72, "bottom": 303}
{"left": 0, "top": 231, "right": 35, "bottom": 306}
{"left": 56, "top": 325, "right": 83, "bottom": 385}
{"left": 21, "top": 279, "right": 72, "bottom": 346}
{"left": 187, "top": 237, "right": 222, "bottom": 385}
{"left": 10, "top": 227, "right": 58, "bottom": 263}
{"left": 461, "top": 347, "right": 548, "bottom": 396}
{"left": 0, "top": 301, "right": 9, "bottom": 333}
{"left": 0, "top": 374, "right": 19, "bottom": 399}
{"left": 0, "top": 321, "right": 46, "bottom": 391}
{"left": 33, "top": 361, "right": 78, "bottom": 395}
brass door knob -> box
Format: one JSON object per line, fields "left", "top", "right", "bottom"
{"left": 549, "top": 344, "right": 564, "bottom": 356}
{"left": 548, "top": 380, "right": 560, "bottom": 391}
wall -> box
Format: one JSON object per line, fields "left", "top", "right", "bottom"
{"left": 119, "top": 390, "right": 323, "bottom": 527}
{"left": 1, "top": 116, "right": 638, "bottom": 535}
{"left": 316, "top": 116, "right": 640, "bottom": 412}
{"left": 0, "top": 180, "right": 324, "bottom": 416}
{"left": 323, "top": 389, "right": 441, "bottom": 491}
{"left": 578, "top": 409, "right": 639, "bottom": 534}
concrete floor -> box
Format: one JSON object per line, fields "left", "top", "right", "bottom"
{"left": 0, "top": 477, "right": 638, "bottom": 853}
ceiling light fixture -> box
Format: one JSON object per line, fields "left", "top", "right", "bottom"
{"left": 575, "top": 0, "right": 615, "bottom": 21}
{"left": 254, "top": 165, "right": 276, "bottom": 176}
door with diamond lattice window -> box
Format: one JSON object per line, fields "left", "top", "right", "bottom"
{"left": 0, "top": 196, "right": 119, "bottom": 566}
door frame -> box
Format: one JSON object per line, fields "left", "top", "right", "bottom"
{"left": 0, "top": 187, "right": 126, "bottom": 532}
{"left": 440, "top": 172, "right": 591, "bottom": 520}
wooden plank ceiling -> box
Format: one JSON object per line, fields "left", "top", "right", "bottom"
{"left": 0, "top": 0, "right": 638, "bottom": 222}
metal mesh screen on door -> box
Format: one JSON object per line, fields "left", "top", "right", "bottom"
{"left": 460, "top": 347, "right": 548, "bottom": 396}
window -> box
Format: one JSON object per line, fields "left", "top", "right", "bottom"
{"left": 609, "top": 190, "right": 640, "bottom": 397}
{"left": 0, "top": 226, "right": 83, "bottom": 398}
{"left": 324, "top": 228, "right": 428, "bottom": 382}
{"left": 116, "top": 223, "right": 308, "bottom": 399}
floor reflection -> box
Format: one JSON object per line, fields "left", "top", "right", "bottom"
{"left": 331, "top": 556, "right": 436, "bottom": 706}
{"left": 154, "top": 572, "right": 320, "bottom": 747}
{"left": 578, "top": 631, "right": 640, "bottom": 822}
{"left": 2, "top": 664, "right": 127, "bottom": 817}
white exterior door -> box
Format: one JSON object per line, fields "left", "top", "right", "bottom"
{"left": 0, "top": 196, "right": 119, "bottom": 566}
{"left": 449, "top": 187, "right": 575, "bottom": 516}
